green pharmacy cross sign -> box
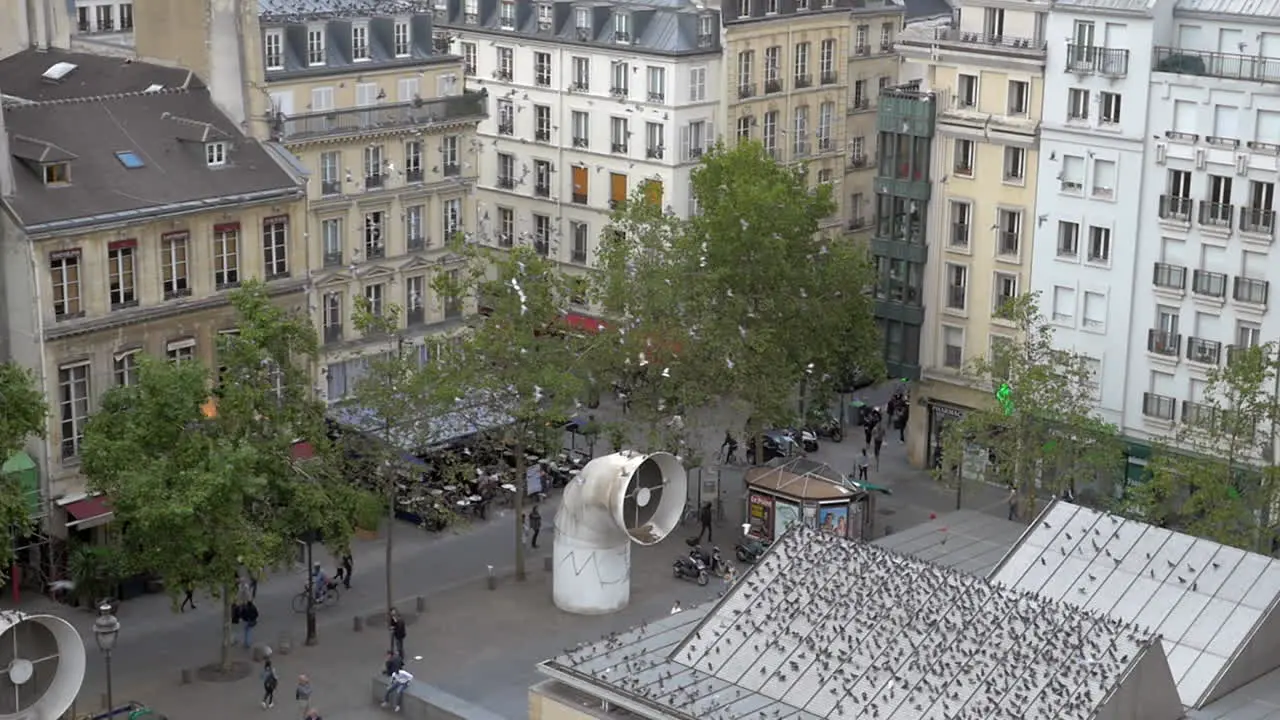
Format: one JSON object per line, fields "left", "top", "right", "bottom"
{"left": 995, "top": 383, "right": 1015, "bottom": 416}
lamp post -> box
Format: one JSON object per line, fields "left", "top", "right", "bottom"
{"left": 93, "top": 604, "right": 120, "bottom": 718}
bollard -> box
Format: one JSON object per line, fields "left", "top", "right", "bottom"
{"left": 486, "top": 564, "right": 497, "bottom": 591}
{"left": 415, "top": 595, "right": 425, "bottom": 613}
{"left": 181, "top": 668, "right": 194, "bottom": 685}
{"left": 353, "top": 615, "right": 364, "bottom": 632}
{"left": 544, "top": 556, "right": 553, "bottom": 572}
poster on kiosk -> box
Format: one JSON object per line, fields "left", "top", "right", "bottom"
{"left": 774, "top": 501, "right": 800, "bottom": 539}
{"left": 748, "top": 493, "right": 773, "bottom": 539}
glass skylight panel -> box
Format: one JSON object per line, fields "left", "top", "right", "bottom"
{"left": 115, "top": 151, "right": 145, "bottom": 168}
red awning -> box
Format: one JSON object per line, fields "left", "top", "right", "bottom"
{"left": 64, "top": 496, "right": 113, "bottom": 529}
{"left": 290, "top": 441, "right": 316, "bottom": 461}
{"left": 563, "top": 312, "right": 604, "bottom": 334}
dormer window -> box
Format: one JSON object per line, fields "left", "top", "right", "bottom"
{"left": 43, "top": 163, "right": 70, "bottom": 185}
{"left": 698, "top": 14, "right": 714, "bottom": 45}
{"left": 464, "top": 0, "right": 478, "bottom": 21}
{"left": 499, "top": 1, "right": 515, "bottom": 29}
{"left": 613, "top": 12, "right": 630, "bottom": 43}
{"left": 264, "top": 29, "right": 284, "bottom": 70}
{"left": 352, "top": 23, "right": 370, "bottom": 61}
{"left": 206, "top": 142, "right": 227, "bottom": 167}
{"left": 393, "top": 20, "right": 411, "bottom": 56}
{"left": 433, "top": 0, "right": 447, "bottom": 8}
{"left": 537, "top": 3, "right": 553, "bottom": 29}
{"left": 307, "top": 26, "right": 326, "bottom": 66}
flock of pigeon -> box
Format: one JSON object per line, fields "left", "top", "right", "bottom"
{"left": 551, "top": 523, "right": 1160, "bottom": 719}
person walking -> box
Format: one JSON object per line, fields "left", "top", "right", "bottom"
{"left": 241, "top": 599, "right": 259, "bottom": 648}
{"left": 388, "top": 608, "right": 407, "bottom": 660}
{"left": 894, "top": 403, "right": 909, "bottom": 444}
{"left": 382, "top": 667, "right": 413, "bottom": 712}
{"left": 179, "top": 584, "right": 197, "bottom": 612}
{"left": 339, "top": 551, "right": 353, "bottom": 589}
{"left": 857, "top": 449, "right": 870, "bottom": 482}
{"left": 260, "top": 658, "right": 278, "bottom": 709}
{"left": 697, "top": 501, "right": 713, "bottom": 543}
{"left": 529, "top": 506, "right": 542, "bottom": 549}
{"left": 872, "top": 421, "right": 886, "bottom": 471}
{"left": 295, "top": 674, "right": 312, "bottom": 713}
{"left": 863, "top": 409, "right": 878, "bottom": 447}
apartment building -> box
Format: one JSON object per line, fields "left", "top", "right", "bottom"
{"left": 135, "top": 0, "right": 488, "bottom": 404}
{"left": 436, "top": 0, "right": 723, "bottom": 271}
{"left": 0, "top": 50, "right": 307, "bottom": 530}
{"left": 73, "top": 0, "right": 134, "bottom": 35}
{"left": 897, "top": 2, "right": 1046, "bottom": 469}
{"left": 722, "top": 0, "right": 903, "bottom": 237}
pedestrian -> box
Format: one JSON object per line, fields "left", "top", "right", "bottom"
{"left": 872, "top": 421, "right": 886, "bottom": 471}
{"left": 180, "top": 584, "right": 197, "bottom": 612}
{"left": 857, "top": 449, "right": 869, "bottom": 482}
{"left": 261, "top": 658, "right": 278, "bottom": 708}
{"left": 381, "top": 667, "right": 413, "bottom": 712}
{"left": 340, "top": 551, "right": 353, "bottom": 589}
{"left": 529, "top": 506, "right": 542, "bottom": 549}
{"left": 388, "top": 608, "right": 407, "bottom": 660}
{"left": 863, "top": 411, "right": 877, "bottom": 447}
{"left": 697, "top": 501, "right": 713, "bottom": 543}
{"left": 1007, "top": 487, "right": 1019, "bottom": 521}
{"left": 383, "top": 650, "right": 403, "bottom": 676}
{"left": 295, "top": 674, "right": 312, "bottom": 712}
{"left": 241, "top": 599, "right": 259, "bottom": 648}
{"left": 670, "top": 601, "right": 682, "bottom": 615}
{"left": 895, "top": 403, "right": 909, "bottom": 444}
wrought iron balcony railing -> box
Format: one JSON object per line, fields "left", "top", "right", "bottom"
{"left": 903, "top": 27, "right": 1046, "bottom": 54}
{"left": 1154, "top": 47, "right": 1280, "bottom": 85}
{"left": 1234, "top": 276, "right": 1270, "bottom": 305}
{"left": 277, "top": 93, "right": 488, "bottom": 141}
{"left": 1147, "top": 329, "right": 1181, "bottom": 356}
{"left": 1198, "top": 201, "right": 1233, "bottom": 228}
{"left": 1240, "top": 206, "right": 1276, "bottom": 237}
{"left": 1143, "top": 392, "right": 1176, "bottom": 420}
{"left": 1192, "top": 269, "right": 1227, "bottom": 298}
{"left": 1159, "top": 195, "right": 1193, "bottom": 222}
{"left": 1186, "top": 337, "right": 1222, "bottom": 365}
{"left": 1065, "top": 45, "right": 1130, "bottom": 76}
{"left": 1152, "top": 262, "right": 1186, "bottom": 290}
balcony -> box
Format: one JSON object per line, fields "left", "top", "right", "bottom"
{"left": 535, "top": 129, "right": 551, "bottom": 142}
{"left": 572, "top": 192, "right": 587, "bottom": 204}
{"left": 820, "top": 71, "right": 838, "bottom": 85}
{"left": 534, "top": 184, "right": 551, "bottom": 198}
{"left": 902, "top": 26, "right": 1046, "bottom": 56}
{"left": 365, "top": 174, "right": 384, "bottom": 189}
{"left": 1153, "top": 47, "right": 1280, "bottom": 85}
{"left": 647, "top": 91, "right": 665, "bottom": 102}
{"left": 1234, "top": 276, "right": 1269, "bottom": 305}
{"left": 1065, "top": 45, "right": 1130, "bottom": 77}
{"left": 611, "top": 142, "right": 628, "bottom": 154}
{"left": 610, "top": 86, "right": 629, "bottom": 98}
{"left": 572, "top": 138, "right": 589, "bottom": 149}
{"left": 571, "top": 81, "right": 589, "bottom": 92}
{"left": 498, "top": 121, "right": 514, "bottom": 135}
{"left": 1152, "top": 262, "right": 1186, "bottom": 290}
{"left": 1187, "top": 337, "right": 1222, "bottom": 365}
{"left": 1226, "top": 344, "right": 1256, "bottom": 364}
{"left": 1240, "top": 207, "right": 1276, "bottom": 238}
{"left": 946, "top": 285, "right": 966, "bottom": 310}
{"left": 442, "top": 164, "right": 460, "bottom": 177}
{"left": 497, "top": 176, "right": 515, "bottom": 190}
{"left": 323, "top": 251, "right": 343, "bottom": 267}
{"left": 1191, "top": 269, "right": 1227, "bottom": 298}
{"left": 1198, "top": 201, "right": 1233, "bottom": 228}
{"left": 1181, "top": 400, "right": 1217, "bottom": 427}
{"left": 1143, "top": 392, "right": 1177, "bottom": 421}
{"left": 1159, "top": 195, "right": 1193, "bottom": 222}
{"left": 405, "top": 168, "right": 423, "bottom": 182}
{"left": 817, "top": 137, "right": 834, "bottom": 153}
{"left": 277, "top": 93, "right": 488, "bottom": 141}
{"left": 324, "top": 324, "right": 343, "bottom": 344}
{"left": 1147, "top": 329, "right": 1181, "bottom": 356}
{"left": 848, "top": 154, "right": 869, "bottom": 170}
{"left": 765, "top": 79, "right": 783, "bottom": 94}
{"left": 646, "top": 146, "right": 664, "bottom": 159}
{"left": 795, "top": 74, "right": 813, "bottom": 89}
{"left": 535, "top": 73, "right": 551, "bottom": 88}
{"left": 848, "top": 97, "right": 871, "bottom": 114}
{"left": 738, "top": 84, "right": 756, "bottom": 99}
{"left": 321, "top": 180, "right": 340, "bottom": 195}
{"left": 365, "top": 243, "right": 385, "bottom": 260}
{"left": 493, "top": 69, "right": 512, "bottom": 81}
{"left": 950, "top": 223, "right": 969, "bottom": 248}
{"left": 407, "top": 235, "right": 425, "bottom": 251}
{"left": 846, "top": 216, "right": 867, "bottom": 231}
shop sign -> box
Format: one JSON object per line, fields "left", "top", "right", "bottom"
{"left": 748, "top": 493, "right": 773, "bottom": 539}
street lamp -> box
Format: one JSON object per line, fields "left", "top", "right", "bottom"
{"left": 93, "top": 604, "right": 120, "bottom": 718}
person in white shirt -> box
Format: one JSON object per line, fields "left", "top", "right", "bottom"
{"left": 670, "top": 601, "right": 682, "bottom": 615}
{"left": 381, "top": 668, "right": 413, "bottom": 712}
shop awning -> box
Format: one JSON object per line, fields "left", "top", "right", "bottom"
{"left": 563, "top": 312, "right": 603, "bottom": 334}
{"left": 63, "top": 496, "right": 113, "bottom": 529}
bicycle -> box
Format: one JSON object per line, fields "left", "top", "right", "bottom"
{"left": 292, "top": 582, "right": 341, "bottom": 613}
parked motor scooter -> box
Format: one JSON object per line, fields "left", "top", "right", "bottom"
{"left": 806, "top": 409, "right": 844, "bottom": 443}
{"left": 673, "top": 553, "right": 709, "bottom": 586}
{"left": 735, "top": 536, "right": 771, "bottom": 564}
{"left": 691, "top": 545, "right": 728, "bottom": 576}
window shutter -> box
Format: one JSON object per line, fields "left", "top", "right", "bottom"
{"left": 572, "top": 166, "right": 588, "bottom": 195}
{"left": 680, "top": 125, "right": 691, "bottom": 161}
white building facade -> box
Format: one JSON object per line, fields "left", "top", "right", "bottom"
{"left": 437, "top": 0, "right": 723, "bottom": 273}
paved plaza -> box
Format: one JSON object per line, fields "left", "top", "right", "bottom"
{"left": 22, "top": 384, "right": 1013, "bottom": 719}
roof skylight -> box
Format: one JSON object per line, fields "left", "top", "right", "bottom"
{"left": 41, "top": 62, "right": 78, "bottom": 82}
{"left": 115, "top": 151, "right": 146, "bottom": 169}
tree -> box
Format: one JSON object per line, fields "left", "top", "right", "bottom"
{"left": 0, "top": 363, "right": 47, "bottom": 580}
{"left": 1120, "top": 344, "right": 1280, "bottom": 551}
{"left": 81, "top": 282, "right": 364, "bottom": 669}
{"left": 436, "top": 243, "right": 591, "bottom": 581}
{"left": 596, "top": 142, "right": 883, "bottom": 454}
{"left": 933, "top": 294, "right": 1124, "bottom": 518}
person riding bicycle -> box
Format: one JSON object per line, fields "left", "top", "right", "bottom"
{"left": 311, "top": 562, "right": 330, "bottom": 602}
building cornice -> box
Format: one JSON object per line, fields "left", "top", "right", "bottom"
{"left": 443, "top": 24, "right": 722, "bottom": 59}
{"left": 264, "top": 55, "right": 459, "bottom": 83}
{"left": 1174, "top": 9, "right": 1280, "bottom": 26}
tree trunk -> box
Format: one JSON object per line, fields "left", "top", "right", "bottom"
{"left": 385, "top": 467, "right": 395, "bottom": 620}
{"left": 514, "top": 440, "right": 527, "bottom": 582}
{"left": 219, "top": 586, "right": 232, "bottom": 671}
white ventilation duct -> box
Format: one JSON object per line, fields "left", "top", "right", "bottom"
{"left": 553, "top": 451, "right": 686, "bottom": 615}
{"left": 0, "top": 611, "right": 86, "bottom": 719}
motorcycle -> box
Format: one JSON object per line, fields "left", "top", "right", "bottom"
{"left": 691, "top": 545, "right": 729, "bottom": 576}
{"left": 788, "top": 427, "right": 819, "bottom": 453}
{"left": 673, "top": 554, "right": 709, "bottom": 586}
{"left": 735, "top": 536, "right": 771, "bottom": 564}
{"left": 806, "top": 410, "right": 844, "bottom": 443}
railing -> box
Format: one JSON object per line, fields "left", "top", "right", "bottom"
{"left": 365, "top": 174, "right": 384, "bottom": 189}
{"left": 405, "top": 169, "right": 423, "bottom": 182}
{"left": 278, "top": 93, "right": 488, "bottom": 141}
{"left": 406, "top": 307, "right": 425, "bottom": 326}
{"left": 1187, "top": 337, "right": 1222, "bottom": 365}
{"left": 534, "top": 240, "right": 549, "bottom": 256}
{"left": 534, "top": 184, "right": 551, "bottom": 198}
{"left": 738, "top": 84, "right": 756, "bottom": 99}
{"left": 646, "top": 146, "right": 664, "bottom": 159}
{"left": 821, "top": 71, "right": 838, "bottom": 85}
{"left": 1065, "top": 45, "right": 1130, "bottom": 76}
{"left": 765, "top": 79, "right": 784, "bottom": 94}
{"left": 1147, "top": 329, "right": 1181, "bottom": 356}
{"left": 610, "top": 86, "right": 629, "bottom": 98}
{"left": 497, "top": 121, "right": 514, "bottom": 135}
{"left": 1234, "top": 277, "right": 1269, "bottom": 305}
{"left": 572, "top": 249, "right": 588, "bottom": 263}
{"left": 950, "top": 222, "right": 969, "bottom": 247}
{"left": 846, "top": 217, "right": 867, "bottom": 230}
{"left": 443, "top": 164, "right": 460, "bottom": 177}
{"left": 997, "top": 232, "right": 1019, "bottom": 255}
{"left": 954, "top": 161, "right": 973, "bottom": 176}
{"left": 572, "top": 192, "right": 588, "bottom": 204}
{"left": 946, "top": 285, "right": 966, "bottom": 309}
{"left": 1192, "top": 269, "right": 1226, "bottom": 298}
{"left": 497, "top": 176, "right": 515, "bottom": 190}
{"left": 1198, "top": 201, "right": 1233, "bottom": 228}
{"left": 848, "top": 154, "right": 869, "bottom": 169}
{"left": 795, "top": 75, "right": 813, "bottom": 89}
{"left": 323, "top": 251, "right": 342, "bottom": 267}
{"left": 572, "top": 138, "right": 589, "bottom": 149}
{"left": 535, "top": 129, "right": 551, "bottom": 142}
{"left": 1143, "top": 392, "right": 1176, "bottom": 421}
{"left": 1182, "top": 400, "right": 1216, "bottom": 426}
{"left": 1153, "top": 262, "right": 1186, "bottom": 290}
{"left": 407, "top": 235, "right": 425, "bottom": 251}
{"left": 1240, "top": 207, "right": 1276, "bottom": 237}
{"left": 913, "top": 27, "right": 1046, "bottom": 53}
{"left": 611, "top": 142, "right": 628, "bottom": 154}
{"left": 1153, "top": 47, "right": 1280, "bottom": 85}
{"left": 324, "top": 324, "right": 343, "bottom": 344}
{"left": 1226, "top": 344, "right": 1255, "bottom": 364}
{"left": 365, "top": 243, "right": 385, "bottom": 260}
{"left": 648, "top": 91, "right": 665, "bottom": 102}
{"left": 848, "top": 97, "right": 870, "bottom": 113}
{"left": 321, "top": 180, "right": 340, "bottom": 195}
{"left": 1159, "top": 195, "right": 1193, "bottom": 222}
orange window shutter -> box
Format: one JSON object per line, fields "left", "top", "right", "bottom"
{"left": 572, "top": 166, "right": 588, "bottom": 197}
{"left": 610, "top": 173, "right": 627, "bottom": 202}
{"left": 644, "top": 180, "right": 664, "bottom": 206}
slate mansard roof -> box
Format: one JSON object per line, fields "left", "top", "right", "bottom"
{"left": 0, "top": 51, "right": 300, "bottom": 232}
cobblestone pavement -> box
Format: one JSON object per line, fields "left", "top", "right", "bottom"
{"left": 24, "top": 383, "right": 1013, "bottom": 719}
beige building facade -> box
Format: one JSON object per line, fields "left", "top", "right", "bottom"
{"left": 721, "top": 0, "right": 903, "bottom": 237}
{"left": 897, "top": 8, "right": 1046, "bottom": 468}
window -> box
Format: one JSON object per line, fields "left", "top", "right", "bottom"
{"left": 94, "top": 5, "right": 113, "bottom": 31}
{"left": 1061, "top": 155, "right": 1084, "bottom": 193}
{"left": 406, "top": 275, "right": 426, "bottom": 324}
{"left": 160, "top": 232, "right": 190, "bottom": 298}
{"left": 394, "top": 20, "right": 411, "bottom": 57}
{"left": 263, "top": 216, "right": 289, "bottom": 277}
{"left": 497, "top": 99, "right": 514, "bottom": 135}
{"left": 307, "top": 27, "right": 325, "bottom": 65}
{"left": 406, "top": 205, "right": 424, "bottom": 249}
{"left": 611, "top": 117, "right": 629, "bottom": 153}
{"left": 737, "top": 51, "right": 754, "bottom": 95}
{"left": 572, "top": 111, "right": 590, "bottom": 148}
{"left": 363, "top": 144, "right": 383, "bottom": 185}
{"left": 737, "top": 0, "right": 749, "bottom": 14}
{"left": 571, "top": 222, "right": 589, "bottom": 263}
{"left": 646, "top": 122, "right": 665, "bottom": 157}
{"left": 499, "top": 1, "right": 515, "bottom": 28}
{"left": 1057, "top": 221, "right": 1080, "bottom": 258}
{"left": 321, "top": 220, "right": 342, "bottom": 266}
{"left": 461, "top": 42, "right": 476, "bottom": 75}
{"left": 213, "top": 224, "right": 240, "bottom": 288}
{"left": 537, "top": 3, "right": 553, "bottom": 28}
{"left": 1238, "top": 322, "right": 1262, "bottom": 348}
{"left": 364, "top": 283, "right": 385, "bottom": 317}
{"left": 1003, "top": 146, "right": 1025, "bottom": 183}
{"left": 880, "top": 22, "right": 894, "bottom": 50}
{"left": 853, "top": 80, "right": 868, "bottom": 109}
{"left": 949, "top": 201, "right": 970, "bottom": 248}
{"left": 318, "top": 151, "right": 340, "bottom": 194}
{"left": 647, "top": 66, "right": 666, "bottom": 102}
{"left": 698, "top": 14, "right": 715, "bottom": 45}
{"left": 689, "top": 67, "right": 706, "bottom": 101}
{"left": 614, "top": 12, "right": 630, "bottom": 42}
{"left": 497, "top": 152, "right": 515, "bottom": 188}
{"left": 820, "top": 39, "right": 836, "bottom": 83}
{"left": 996, "top": 209, "right": 1021, "bottom": 257}
{"left": 167, "top": 338, "right": 195, "bottom": 364}
{"left": 1068, "top": 88, "right": 1089, "bottom": 120}
{"left": 533, "top": 159, "right": 552, "bottom": 197}
{"left": 114, "top": 349, "right": 139, "bottom": 387}
{"left": 364, "top": 211, "right": 385, "bottom": 257}
{"left": 1052, "top": 286, "right": 1076, "bottom": 323}
{"left": 50, "top": 249, "right": 81, "bottom": 319}
{"left": 120, "top": 3, "right": 133, "bottom": 29}
{"left": 59, "top": 362, "right": 90, "bottom": 460}
{"left": 405, "top": 140, "right": 423, "bottom": 181}
{"left": 817, "top": 102, "right": 833, "bottom": 151}
{"left": 942, "top": 326, "right": 964, "bottom": 369}
{"left": 533, "top": 214, "right": 551, "bottom": 255}
{"left": 611, "top": 62, "right": 629, "bottom": 95}
{"left": 764, "top": 46, "right": 781, "bottom": 89}
{"left": 1092, "top": 159, "right": 1116, "bottom": 198}
{"left": 763, "top": 110, "right": 778, "bottom": 157}
{"left": 443, "top": 198, "right": 462, "bottom": 238}
{"left": 954, "top": 138, "right": 974, "bottom": 176}
{"left": 396, "top": 77, "right": 418, "bottom": 103}
{"left": 736, "top": 116, "right": 752, "bottom": 142}
{"left": 1087, "top": 226, "right": 1111, "bottom": 262}
{"left": 206, "top": 142, "right": 226, "bottom": 167}
{"left": 107, "top": 240, "right": 137, "bottom": 308}
{"left": 1245, "top": 180, "right": 1276, "bottom": 233}
{"left": 534, "top": 52, "right": 552, "bottom": 86}
{"left": 576, "top": 7, "right": 590, "bottom": 29}
{"left": 1083, "top": 291, "right": 1106, "bottom": 329}
{"left": 957, "top": 74, "right": 978, "bottom": 107}
{"left": 572, "top": 57, "right": 590, "bottom": 90}
{"left": 1100, "top": 92, "right": 1121, "bottom": 124}
{"left": 945, "top": 264, "right": 967, "bottom": 310}
{"left": 794, "top": 42, "right": 810, "bottom": 85}
{"left": 610, "top": 172, "right": 627, "bottom": 208}
{"left": 1007, "top": 80, "right": 1028, "bottom": 115}
{"left": 264, "top": 30, "right": 284, "bottom": 70}
{"left": 993, "top": 273, "right": 1018, "bottom": 316}
{"left": 497, "top": 47, "right": 514, "bottom": 78}
{"left": 767, "top": 0, "right": 779, "bottom": 12}
{"left": 793, "top": 105, "right": 809, "bottom": 157}
{"left": 441, "top": 135, "right": 460, "bottom": 174}
{"left": 352, "top": 24, "right": 370, "bottom": 60}
{"left": 323, "top": 292, "right": 343, "bottom": 341}
{"left": 855, "top": 25, "right": 868, "bottom": 53}
{"left": 498, "top": 207, "right": 515, "bottom": 246}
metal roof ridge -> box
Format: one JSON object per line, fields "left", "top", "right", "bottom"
{"left": 1, "top": 85, "right": 197, "bottom": 110}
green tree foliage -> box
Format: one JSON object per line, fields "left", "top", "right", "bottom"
{"left": 0, "top": 363, "right": 48, "bottom": 578}
{"left": 933, "top": 294, "right": 1124, "bottom": 517}
{"left": 436, "top": 243, "right": 591, "bottom": 580}
{"left": 1121, "top": 344, "right": 1280, "bottom": 550}
{"left": 81, "top": 282, "right": 364, "bottom": 668}
{"left": 596, "top": 142, "right": 883, "bottom": 447}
